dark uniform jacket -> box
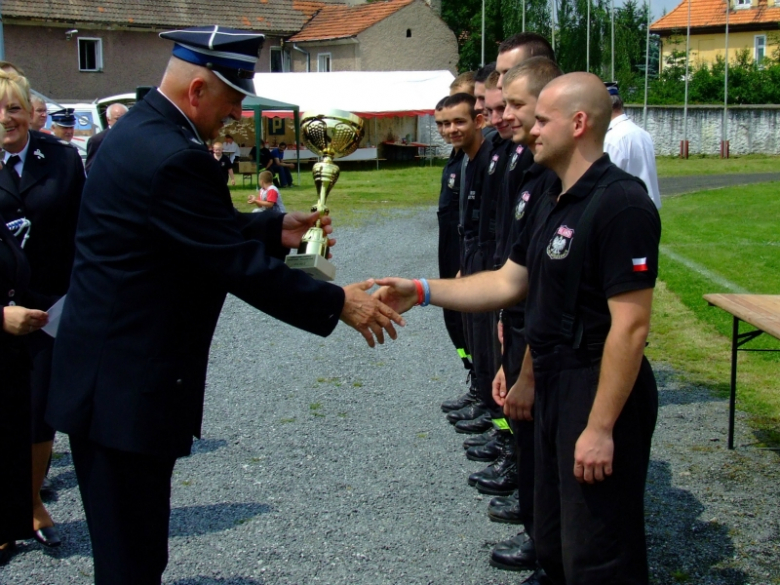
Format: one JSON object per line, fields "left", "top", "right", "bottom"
{"left": 437, "top": 148, "right": 464, "bottom": 280}
{"left": 0, "top": 130, "right": 85, "bottom": 300}
{"left": 85, "top": 127, "right": 109, "bottom": 174}
{"left": 46, "top": 89, "right": 345, "bottom": 459}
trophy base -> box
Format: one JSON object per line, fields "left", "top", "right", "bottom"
{"left": 284, "top": 253, "right": 336, "bottom": 281}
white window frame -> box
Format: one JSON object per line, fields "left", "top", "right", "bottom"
{"left": 755, "top": 34, "right": 767, "bottom": 63}
{"left": 735, "top": 0, "right": 751, "bottom": 8}
{"left": 78, "top": 37, "right": 103, "bottom": 72}
{"left": 317, "top": 53, "right": 332, "bottom": 72}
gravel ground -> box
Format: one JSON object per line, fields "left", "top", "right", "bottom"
{"left": 2, "top": 207, "right": 779, "bottom": 585}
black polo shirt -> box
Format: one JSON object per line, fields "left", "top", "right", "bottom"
{"left": 494, "top": 145, "right": 535, "bottom": 267}
{"left": 477, "top": 135, "right": 512, "bottom": 244}
{"left": 439, "top": 148, "right": 464, "bottom": 213}
{"left": 510, "top": 155, "right": 661, "bottom": 353}
{"left": 461, "top": 138, "right": 493, "bottom": 239}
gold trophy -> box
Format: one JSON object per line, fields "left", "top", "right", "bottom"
{"left": 284, "top": 109, "right": 365, "bottom": 281}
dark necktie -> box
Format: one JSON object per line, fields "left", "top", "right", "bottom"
{"left": 5, "top": 155, "right": 21, "bottom": 190}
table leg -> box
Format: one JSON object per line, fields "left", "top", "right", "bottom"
{"left": 728, "top": 315, "right": 739, "bottom": 449}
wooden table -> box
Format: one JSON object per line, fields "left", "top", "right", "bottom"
{"left": 703, "top": 294, "right": 780, "bottom": 448}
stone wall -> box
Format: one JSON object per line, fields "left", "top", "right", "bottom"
{"left": 624, "top": 105, "right": 780, "bottom": 156}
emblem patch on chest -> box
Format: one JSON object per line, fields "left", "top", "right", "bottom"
{"left": 509, "top": 145, "right": 524, "bottom": 171}
{"left": 547, "top": 225, "right": 574, "bottom": 260}
{"left": 448, "top": 173, "right": 457, "bottom": 190}
{"left": 488, "top": 154, "right": 499, "bottom": 175}
{"left": 515, "top": 191, "right": 531, "bottom": 220}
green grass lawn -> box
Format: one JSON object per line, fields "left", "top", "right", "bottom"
{"left": 650, "top": 182, "right": 780, "bottom": 442}
{"left": 656, "top": 154, "right": 780, "bottom": 177}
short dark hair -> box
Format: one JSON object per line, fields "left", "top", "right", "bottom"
{"left": 484, "top": 70, "right": 501, "bottom": 91}
{"left": 225, "top": 134, "right": 233, "bottom": 139}
{"left": 474, "top": 62, "right": 496, "bottom": 84}
{"left": 450, "top": 71, "right": 475, "bottom": 95}
{"left": 498, "top": 33, "right": 556, "bottom": 63}
{"left": 279, "top": 142, "right": 287, "bottom": 148}
{"left": 610, "top": 94, "right": 624, "bottom": 112}
{"left": 442, "top": 93, "right": 477, "bottom": 120}
{"left": 503, "top": 57, "right": 563, "bottom": 97}
{"left": 435, "top": 96, "right": 448, "bottom": 111}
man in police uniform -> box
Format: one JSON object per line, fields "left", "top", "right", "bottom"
{"left": 376, "top": 72, "right": 661, "bottom": 585}
{"left": 45, "top": 26, "right": 403, "bottom": 585}
{"left": 50, "top": 108, "right": 76, "bottom": 143}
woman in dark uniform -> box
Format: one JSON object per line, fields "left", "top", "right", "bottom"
{"left": 0, "top": 69, "right": 84, "bottom": 547}
{"left": 0, "top": 182, "right": 49, "bottom": 559}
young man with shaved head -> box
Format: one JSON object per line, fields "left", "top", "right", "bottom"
{"left": 376, "top": 71, "right": 661, "bottom": 585}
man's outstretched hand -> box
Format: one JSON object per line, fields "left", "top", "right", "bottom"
{"left": 341, "top": 279, "right": 406, "bottom": 347}
{"left": 372, "top": 277, "right": 418, "bottom": 315}
{"left": 281, "top": 211, "right": 335, "bottom": 256}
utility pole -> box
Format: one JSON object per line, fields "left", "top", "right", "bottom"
{"left": 611, "top": 0, "right": 615, "bottom": 80}
{"left": 722, "top": 0, "right": 730, "bottom": 157}
{"left": 682, "top": 0, "right": 691, "bottom": 158}
{"left": 643, "top": 0, "right": 651, "bottom": 128}
{"left": 481, "top": 0, "right": 485, "bottom": 66}
{"left": 587, "top": 0, "right": 591, "bottom": 72}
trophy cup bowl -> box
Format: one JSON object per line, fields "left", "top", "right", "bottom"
{"left": 284, "top": 109, "right": 365, "bottom": 281}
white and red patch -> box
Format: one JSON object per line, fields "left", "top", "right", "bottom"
{"left": 632, "top": 257, "right": 648, "bottom": 272}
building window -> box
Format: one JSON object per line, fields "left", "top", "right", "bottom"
{"left": 78, "top": 38, "right": 103, "bottom": 72}
{"left": 735, "top": 0, "right": 751, "bottom": 8}
{"left": 406, "top": 29, "right": 412, "bottom": 38}
{"left": 755, "top": 35, "right": 767, "bottom": 63}
{"left": 271, "top": 47, "right": 283, "bottom": 72}
{"left": 317, "top": 53, "right": 331, "bottom": 72}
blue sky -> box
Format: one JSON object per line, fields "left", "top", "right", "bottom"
{"left": 611, "top": 0, "right": 682, "bottom": 19}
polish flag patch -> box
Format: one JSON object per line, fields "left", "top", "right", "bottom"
{"left": 632, "top": 257, "right": 648, "bottom": 272}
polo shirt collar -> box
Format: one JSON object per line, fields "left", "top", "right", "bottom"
{"left": 558, "top": 154, "right": 613, "bottom": 201}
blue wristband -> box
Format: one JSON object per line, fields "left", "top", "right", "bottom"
{"left": 420, "top": 278, "right": 431, "bottom": 307}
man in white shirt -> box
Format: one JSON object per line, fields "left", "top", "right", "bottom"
{"left": 222, "top": 134, "right": 239, "bottom": 163}
{"left": 603, "top": 83, "right": 661, "bottom": 209}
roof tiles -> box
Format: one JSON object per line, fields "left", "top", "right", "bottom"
{"left": 2, "top": 0, "right": 328, "bottom": 33}
{"left": 651, "top": 0, "right": 780, "bottom": 33}
{"left": 288, "top": 0, "right": 415, "bottom": 42}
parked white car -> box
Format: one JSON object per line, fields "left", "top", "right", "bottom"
{"left": 40, "top": 93, "right": 136, "bottom": 161}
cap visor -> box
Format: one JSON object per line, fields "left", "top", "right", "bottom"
{"left": 213, "top": 71, "right": 256, "bottom": 97}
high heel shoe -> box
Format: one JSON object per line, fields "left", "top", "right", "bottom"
{"left": 33, "top": 526, "right": 61, "bottom": 547}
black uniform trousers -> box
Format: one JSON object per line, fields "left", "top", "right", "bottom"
{"left": 531, "top": 346, "right": 657, "bottom": 585}
{"left": 70, "top": 435, "right": 177, "bottom": 585}
{"left": 462, "top": 234, "right": 499, "bottom": 414}
{"left": 500, "top": 311, "right": 534, "bottom": 536}
{"left": 437, "top": 202, "right": 470, "bottom": 370}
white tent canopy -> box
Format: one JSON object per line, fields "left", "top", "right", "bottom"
{"left": 252, "top": 70, "right": 455, "bottom": 118}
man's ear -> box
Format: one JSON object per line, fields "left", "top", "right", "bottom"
{"left": 571, "top": 111, "right": 588, "bottom": 139}
{"left": 188, "top": 77, "right": 206, "bottom": 107}
{"left": 475, "top": 112, "right": 485, "bottom": 130}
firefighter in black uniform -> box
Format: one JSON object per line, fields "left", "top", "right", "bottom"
{"left": 376, "top": 72, "right": 661, "bottom": 585}
{"left": 487, "top": 58, "right": 562, "bottom": 584}
{"left": 434, "top": 97, "right": 473, "bottom": 398}
{"left": 44, "top": 27, "right": 402, "bottom": 585}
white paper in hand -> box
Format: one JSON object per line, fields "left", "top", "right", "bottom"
{"left": 42, "top": 295, "right": 66, "bottom": 338}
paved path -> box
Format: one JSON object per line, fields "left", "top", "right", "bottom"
{"left": 660, "top": 172, "right": 780, "bottom": 198}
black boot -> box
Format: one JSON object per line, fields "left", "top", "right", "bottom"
{"left": 468, "top": 442, "right": 517, "bottom": 495}
{"left": 455, "top": 411, "right": 494, "bottom": 434}
{"left": 441, "top": 379, "right": 480, "bottom": 413}
{"left": 489, "top": 532, "right": 537, "bottom": 571}
{"left": 521, "top": 568, "right": 554, "bottom": 585}
{"left": 466, "top": 429, "right": 509, "bottom": 461}
{"left": 462, "top": 427, "right": 499, "bottom": 449}
{"left": 487, "top": 489, "right": 522, "bottom": 524}
{"left": 446, "top": 400, "right": 489, "bottom": 424}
